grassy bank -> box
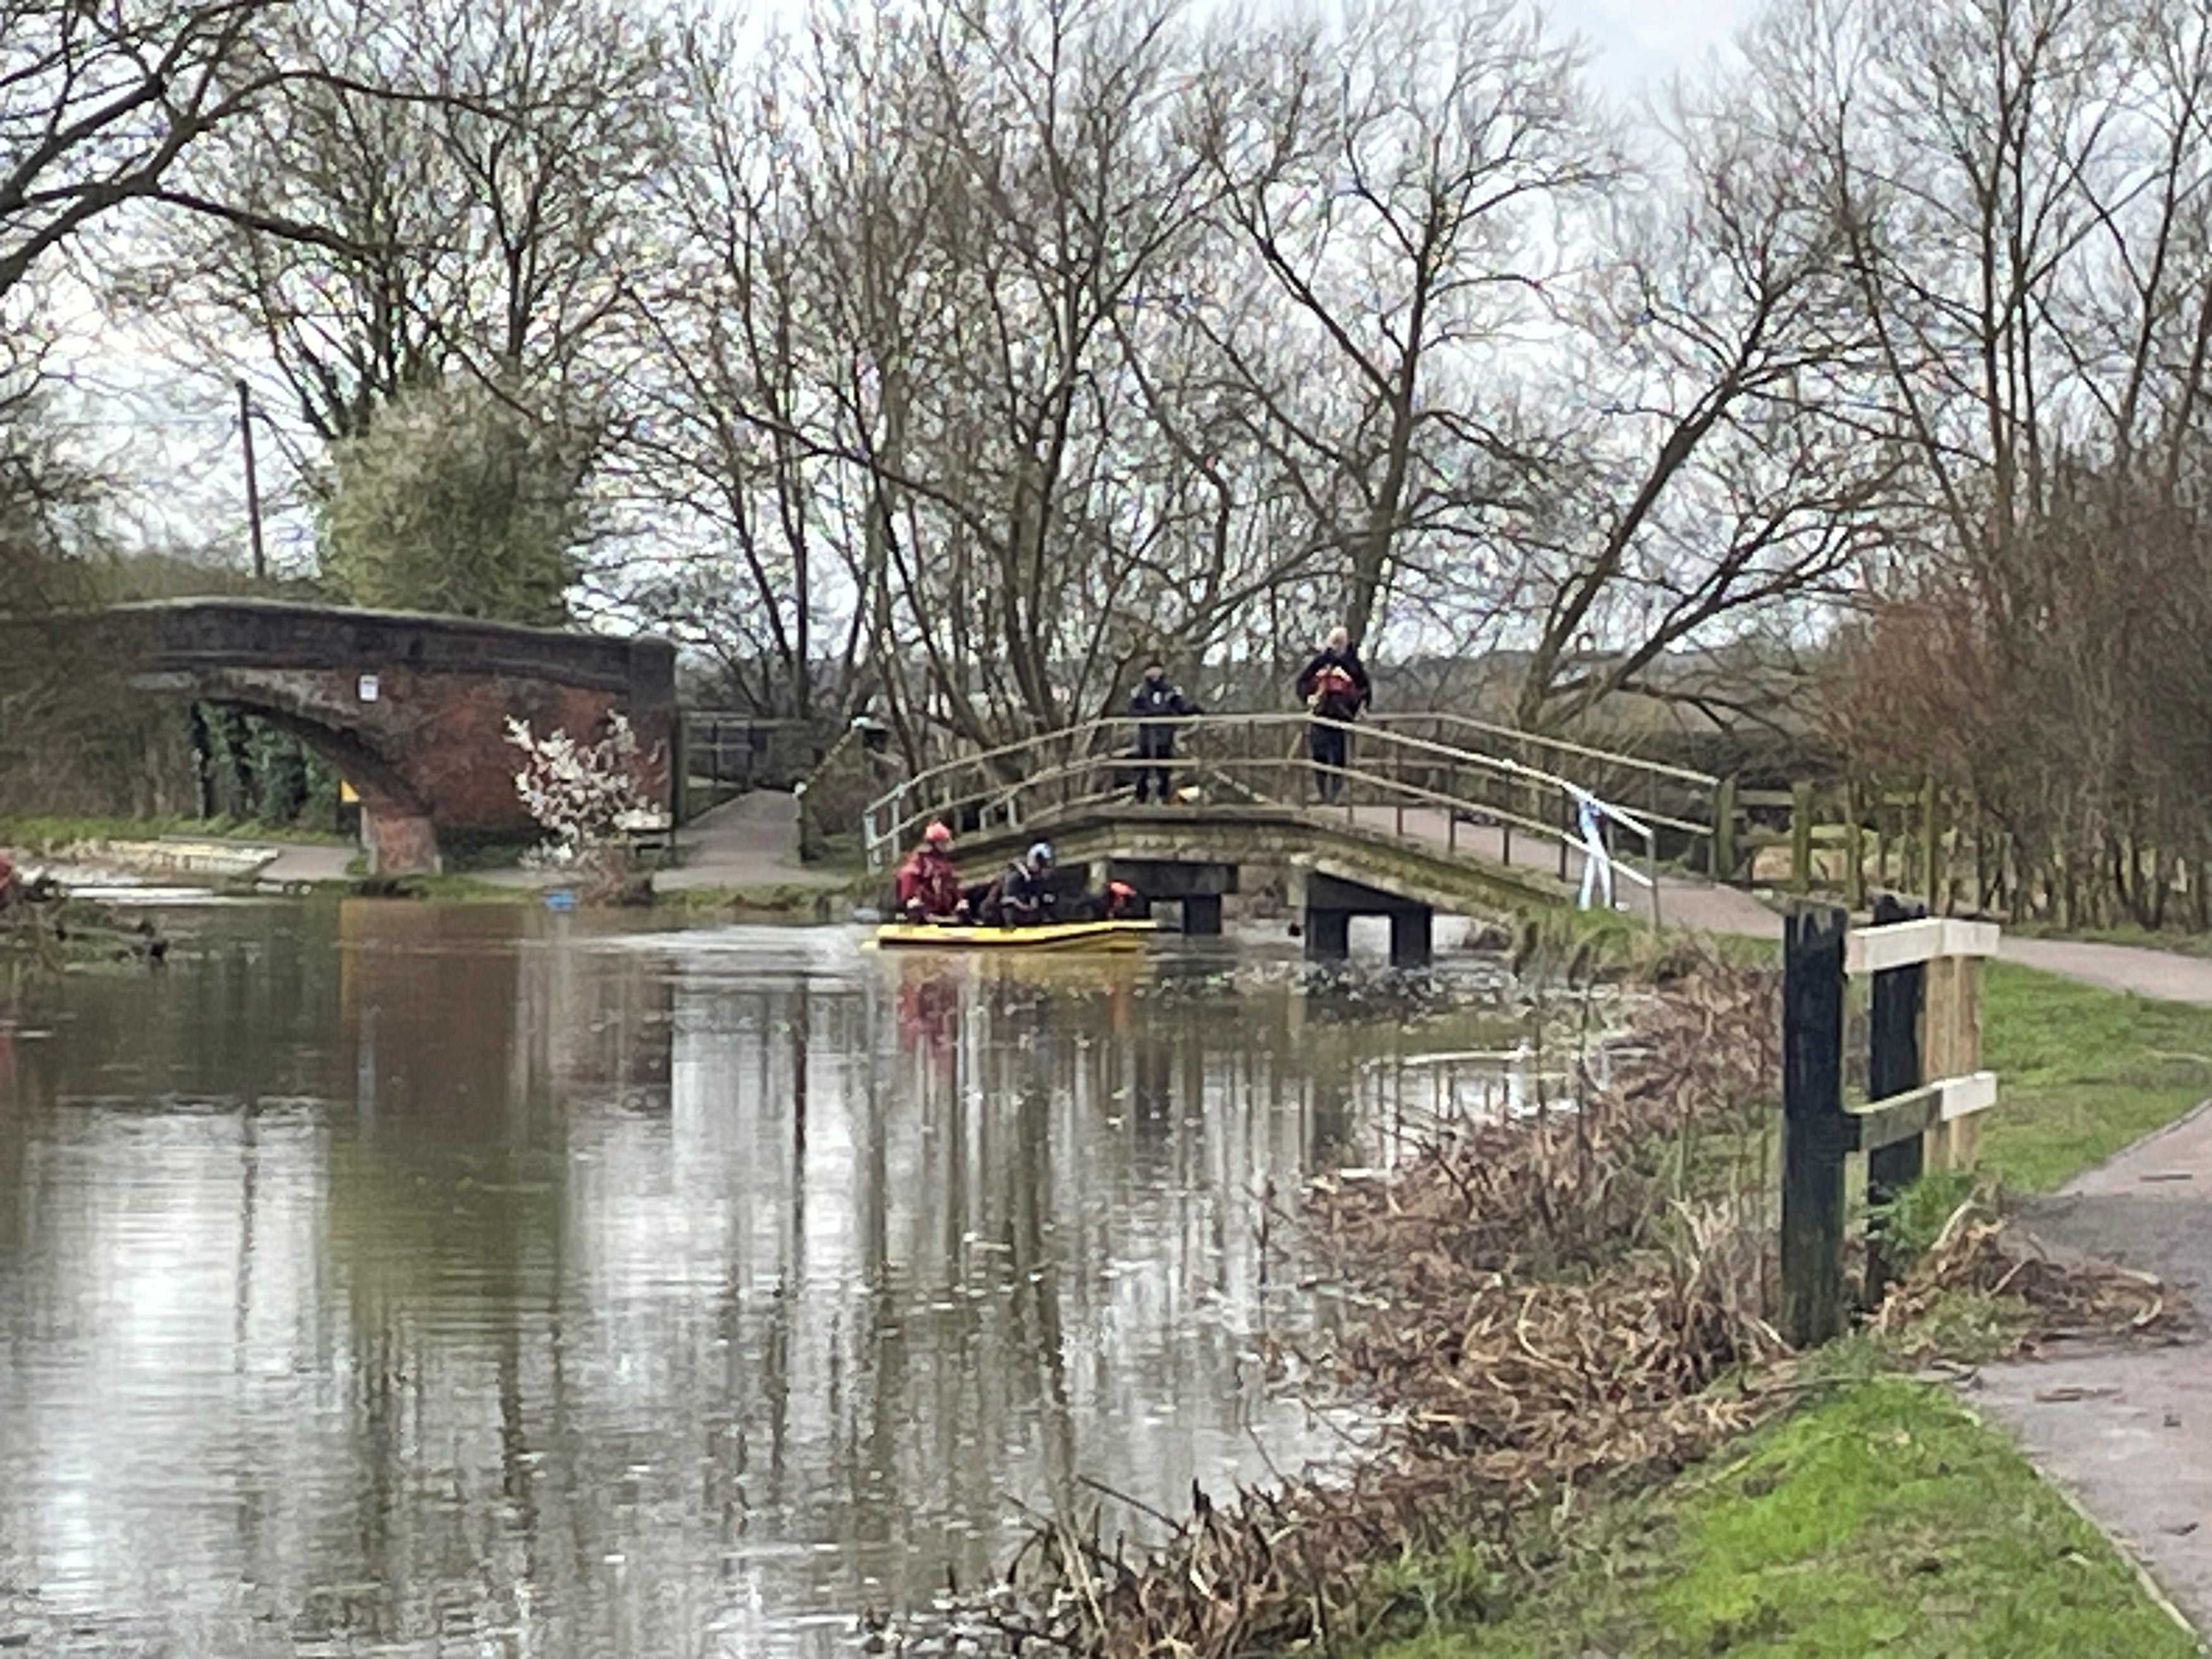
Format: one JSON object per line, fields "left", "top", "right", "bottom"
{"left": 1364, "top": 1376, "right": 2196, "bottom": 1659}
{"left": 1979, "top": 960, "right": 2212, "bottom": 1192}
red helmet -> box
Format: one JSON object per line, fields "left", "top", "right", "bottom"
{"left": 923, "top": 821, "right": 952, "bottom": 846}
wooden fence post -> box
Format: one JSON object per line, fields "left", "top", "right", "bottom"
{"left": 1920, "top": 775, "right": 1942, "bottom": 911}
{"left": 1844, "top": 777, "right": 1865, "bottom": 913}
{"left": 1790, "top": 781, "right": 1814, "bottom": 896}
{"left": 1782, "top": 906, "right": 1850, "bottom": 1347}
{"left": 1864, "top": 894, "right": 1926, "bottom": 1300}
{"left": 1924, "top": 945, "right": 1984, "bottom": 1169}
{"left": 1713, "top": 773, "right": 1738, "bottom": 881}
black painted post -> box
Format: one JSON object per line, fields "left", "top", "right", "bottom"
{"left": 1304, "top": 908, "right": 1351, "bottom": 961}
{"left": 1181, "top": 894, "right": 1224, "bottom": 936}
{"left": 1389, "top": 908, "right": 1433, "bottom": 968}
{"left": 671, "top": 710, "right": 690, "bottom": 823}
{"left": 1782, "top": 905, "right": 1850, "bottom": 1347}
{"left": 1864, "top": 895, "right": 1928, "bottom": 1301}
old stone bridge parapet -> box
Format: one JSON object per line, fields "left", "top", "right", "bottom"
{"left": 85, "top": 599, "right": 676, "bottom": 874}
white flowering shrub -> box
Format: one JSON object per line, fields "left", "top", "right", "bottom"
{"left": 505, "top": 714, "right": 660, "bottom": 877}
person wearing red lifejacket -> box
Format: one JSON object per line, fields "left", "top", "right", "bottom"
{"left": 895, "top": 822, "right": 967, "bottom": 922}
{"left": 1294, "top": 626, "right": 1372, "bottom": 803}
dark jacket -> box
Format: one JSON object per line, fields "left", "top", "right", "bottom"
{"left": 997, "top": 860, "right": 1055, "bottom": 924}
{"left": 1295, "top": 647, "right": 1372, "bottom": 720}
{"left": 1128, "top": 677, "right": 1198, "bottom": 754}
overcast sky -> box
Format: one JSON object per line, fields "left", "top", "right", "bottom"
{"left": 1559, "top": 0, "right": 1761, "bottom": 91}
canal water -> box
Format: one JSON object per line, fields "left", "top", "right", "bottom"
{"left": 0, "top": 902, "right": 1528, "bottom": 1657}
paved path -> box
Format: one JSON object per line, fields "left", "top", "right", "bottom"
{"left": 1972, "top": 1105, "right": 2212, "bottom": 1636}
{"left": 1998, "top": 936, "right": 2212, "bottom": 1004}
{"left": 121, "top": 800, "right": 846, "bottom": 894}
{"left": 654, "top": 791, "right": 847, "bottom": 894}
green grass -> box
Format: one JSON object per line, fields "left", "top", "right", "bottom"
{"left": 1364, "top": 1379, "right": 2197, "bottom": 1659}
{"left": 0, "top": 812, "right": 346, "bottom": 848}
{"left": 1979, "top": 961, "right": 2212, "bottom": 1192}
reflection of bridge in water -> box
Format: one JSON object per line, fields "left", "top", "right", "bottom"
{"left": 0, "top": 904, "right": 1541, "bottom": 1656}
{"left": 866, "top": 713, "right": 1778, "bottom": 958}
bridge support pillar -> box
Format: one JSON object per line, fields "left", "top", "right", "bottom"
{"left": 362, "top": 807, "right": 441, "bottom": 876}
{"left": 1304, "top": 907, "right": 1351, "bottom": 961}
{"left": 1181, "top": 894, "right": 1223, "bottom": 936}
{"left": 1389, "top": 908, "right": 1434, "bottom": 968}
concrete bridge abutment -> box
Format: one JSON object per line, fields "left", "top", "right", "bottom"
{"left": 1301, "top": 870, "right": 1435, "bottom": 968}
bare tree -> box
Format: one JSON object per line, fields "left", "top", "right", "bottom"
{"left": 1504, "top": 82, "right": 1892, "bottom": 730}
{"left": 609, "top": 24, "right": 845, "bottom": 721}
{"left": 1194, "top": 0, "right": 1608, "bottom": 650}
{"left": 0, "top": 0, "right": 372, "bottom": 301}
{"left": 116, "top": 0, "right": 672, "bottom": 447}
{"left": 1769, "top": 0, "right": 2212, "bottom": 924}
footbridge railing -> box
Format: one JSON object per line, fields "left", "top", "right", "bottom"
{"left": 860, "top": 712, "right": 1727, "bottom": 922}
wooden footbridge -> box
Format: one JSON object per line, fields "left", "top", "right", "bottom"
{"left": 861, "top": 714, "right": 1773, "bottom": 961}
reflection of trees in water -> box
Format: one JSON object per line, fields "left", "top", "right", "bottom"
{"left": 0, "top": 915, "right": 1474, "bottom": 1656}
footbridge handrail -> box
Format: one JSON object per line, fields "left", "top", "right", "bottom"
{"left": 861, "top": 712, "right": 1722, "bottom": 921}
{"left": 1362, "top": 711, "right": 1721, "bottom": 790}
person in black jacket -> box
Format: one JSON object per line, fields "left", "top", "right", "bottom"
{"left": 994, "top": 842, "right": 1058, "bottom": 926}
{"left": 1127, "top": 660, "right": 1199, "bottom": 803}
{"left": 1293, "top": 626, "right": 1371, "bottom": 802}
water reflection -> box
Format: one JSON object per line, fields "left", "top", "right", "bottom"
{"left": 0, "top": 903, "right": 1503, "bottom": 1656}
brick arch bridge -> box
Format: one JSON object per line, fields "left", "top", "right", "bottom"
{"left": 85, "top": 599, "right": 676, "bottom": 874}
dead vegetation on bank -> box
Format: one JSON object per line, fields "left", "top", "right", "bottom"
{"left": 891, "top": 952, "right": 2186, "bottom": 1659}
{"left": 1873, "top": 1205, "right": 2175, "bottom": 1358}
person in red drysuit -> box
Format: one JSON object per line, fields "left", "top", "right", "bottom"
{"left": 894, "top": 822, "right": 968, "bottom": 921}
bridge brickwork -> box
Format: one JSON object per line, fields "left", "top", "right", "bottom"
{"left": 54, "top": 600, "right": 677, "bottom": 875}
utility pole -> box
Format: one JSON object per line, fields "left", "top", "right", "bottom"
{"left": 237, "top": 378, "right": 265, "bottom": 583}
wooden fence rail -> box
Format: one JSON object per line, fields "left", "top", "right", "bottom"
{"left": 1781, "top": 901, "right": 2000, "bottom": 1346}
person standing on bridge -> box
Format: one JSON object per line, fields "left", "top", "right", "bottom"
{"left": 1127, "top": 660, "right": 1200, "bottom": 804}
{"left": 1294, "top": 626, "right": 1371, "bottom": 803}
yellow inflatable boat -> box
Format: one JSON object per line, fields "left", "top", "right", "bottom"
{"left": 871, "top": 918, "right": 1158, "bottom": 953}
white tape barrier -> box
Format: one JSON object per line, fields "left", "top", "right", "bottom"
{"left": 1569, "top": 785, "right": 1656, "bottom": 909}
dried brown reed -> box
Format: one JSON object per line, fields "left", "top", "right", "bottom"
{"left": 896, "top": 952, "right": 2179, "bottom": 1659}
